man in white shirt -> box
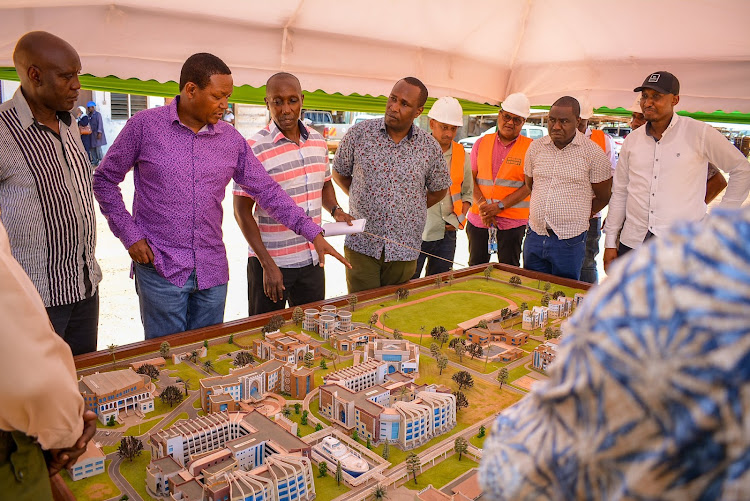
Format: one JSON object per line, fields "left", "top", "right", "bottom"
{"left": 603, "top": 71, "right": 750, "bottom": 271}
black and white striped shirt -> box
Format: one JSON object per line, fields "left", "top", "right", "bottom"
{"left": 0, "top": 89, "right": 101, "bottom": 307}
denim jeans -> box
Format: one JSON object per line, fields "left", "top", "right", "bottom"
{"left": 523, "top": 228, "right": 588, "bottom": 281}
{"left": 579, "top": 217, "right": 601, "bottom": 284}
{"left": 413, "top": 230, "right": 457, "bottom": 279}
{"left": 134, "top": 263, "right": 227, "bottom": 339}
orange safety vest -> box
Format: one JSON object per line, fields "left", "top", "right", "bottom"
{"left": 589, "top": 129, "right": 607, "bottom": 152}
{"left": 469, "top": 133, "right": 532, "bottom": 220}
{"left": 449, "top": 142, "right": 468, "bottom": 229}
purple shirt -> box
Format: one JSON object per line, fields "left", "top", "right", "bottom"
{"left": 467, "top": 134, "right": 527, "bottom": 230}
{"left": 93, "top": 97, "right": 322, "bottom": 289}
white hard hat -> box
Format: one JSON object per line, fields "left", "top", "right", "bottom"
{"left": 627, "top": 96, "right": 642, "bottom": 113}
{"left": 428, "top": 96, "right": 463, "bottom": 127}
{"left": 578, "top": 96, "right": 594, "bottom": 120}
{"left": 501, "top": 93, "right": 531, "bottom": 119}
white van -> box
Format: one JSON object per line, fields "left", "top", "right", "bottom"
{"left": 458, "top": 125, "right": 548, "bottom": 151}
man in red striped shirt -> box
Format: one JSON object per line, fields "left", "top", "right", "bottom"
{"left": 233, "top": 72, "right": 353, "bottom": 315}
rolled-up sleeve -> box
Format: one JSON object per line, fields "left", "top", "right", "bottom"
{"left": 234, "top": 141, "right": 322, "bottom": 242}
{"left": 0, "top": 224, "right": 83, "bottom": 450}
{"left": 93, "top": 115, "right": 146, "bottom": 250}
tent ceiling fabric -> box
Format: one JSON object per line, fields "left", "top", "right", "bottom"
{"left": 1, "top": 0, "right": 749, "bottom": 112}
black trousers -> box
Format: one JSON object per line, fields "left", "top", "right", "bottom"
{"left": 247, "top": 257, "right": 325, "bottom": 316}
{"left": 46, "top": 290, "right": 99, "bottom": 355}
{"left": 466, "top": 221, "right": 526, "bottom": 267}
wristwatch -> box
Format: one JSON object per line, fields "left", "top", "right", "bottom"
{"left": 330, "top": 205, "right": 341, "bottom": 217}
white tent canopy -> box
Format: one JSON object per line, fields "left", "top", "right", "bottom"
{"left": 1, "top": 0, "right": 749, "bottom": 112}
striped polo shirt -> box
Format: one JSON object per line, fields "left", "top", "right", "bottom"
{"left": 233, "top": 120, "right": 330, "bottom": 268}
{"left": 0, "top": 89, "right": 101, "bottom": 307}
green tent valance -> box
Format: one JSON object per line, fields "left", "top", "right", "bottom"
{"left": 3, "top": 68, "right": 750, "bottom": 124}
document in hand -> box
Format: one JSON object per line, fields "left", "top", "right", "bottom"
{"left": 322, "top": 219, "right": 367, "bottom": 236}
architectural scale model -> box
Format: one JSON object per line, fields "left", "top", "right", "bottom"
{"left": 67, "top": 266, "right": 587, "bottom": 501}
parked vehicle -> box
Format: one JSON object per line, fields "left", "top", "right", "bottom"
{"left": 458, "top": 124, "right": 548, "bottom": 151}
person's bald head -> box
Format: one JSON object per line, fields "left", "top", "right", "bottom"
{"left": 13, "top": 31, "right": 82, "bottom": 113}
{"left": 265, "top": 72, "right": 304, "bottom": 139}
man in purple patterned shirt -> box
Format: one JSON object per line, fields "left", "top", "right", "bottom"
{"left": 93, "top": 53, "right": 348, "bottom": 339}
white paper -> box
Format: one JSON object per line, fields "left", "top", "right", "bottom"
{"left": 322, "top": 218, "right": 366, "bottom": 236}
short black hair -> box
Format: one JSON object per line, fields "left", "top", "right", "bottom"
{"left": 552, "top": 96, "right": 580, "bottom": 118}
{"left": 401, "top": 77, "right": 428, "bottom": 108}
{"left": 179, "top": 53, "right": 231, "bottom": 91}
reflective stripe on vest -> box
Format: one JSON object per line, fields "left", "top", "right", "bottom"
{"left": 590, "top": 129, "right": 607, "bottom": 152}
{"left": 449, "top": 142, "right": 467, "bottom": 229}
{"left": 469, "top": 133, "right": 532, "bottom": 219}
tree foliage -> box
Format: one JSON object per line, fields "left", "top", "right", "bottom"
{"left": 392, "top": 329, "right": 403, "bottom": 340}
{"left": 159, "top": 341, "right": 170, "bottom": 359}
{"left": 439, "top": 330, "right": 450, "bottom": 347}
{"left": 453, "top": 390, "right": 469, "bottom": 410}
{"left": 541, "top": 293, "right": 551, "bottom": 307}
{"left": 234, "top": 351, "right": 254, "bottom": 368}
{"left": 304, "top": 352, "right": 314, "bottom": 368}
{"left": 497, "top": 367, "right": 509, "bottom": 389}
{"left": 454, "top": 342, "right": 466, "bottom": 362}
{"left": 449, "top": 337, "right": 466, "bottom": 348}
{"left": 509, "top": 275, "right": 522, "bottom": 286}
{"left": 437, "top": 355, "right": 449, "bottom": 375}
{"left": 318, "top": 461, "right": 328, "bottom": 477}
{"left": 467, "top": 342, "right": 483, "bottom": 360}
{"left": 478, "top": 425, "right": 486, "bottom": 438}
{"left": 135, "top": 363, "right": 160, "bottom": 380}
{"left": 452, "top": 371, "right": 474, "bottom": 390}
{"left": 335, "top": 460, "right": 343, "bottom": 486}
{"left": 454, "top": 436, "right": 469, "bottom": 460}
{"left": 483, "top": 266, "right": 493, "bottom": 280}
{"left": 348, "top": 295, "right": 358, "bottom": 311}
{"left": 395, "top": 287, "right": 410, "bottom": 301}
{"left": 543, "top": 281, "right": 551, "bottom": 292}
{"left": 160, "top": 385, "right": 184, "bottom": 407}
{"left": 519, "top": 302, "right": 529, "bottom": 312}
{"left": 406, "top": 453, "right": 421, "bottom": 484}
{"left": 292, "top": 306, "right": 304, "bottom": 325}
{"left": 382, "top": 440, "right": 391, "bottom": 460}
{"left": 373, "top": 484, "right": 389, "bottom": 501}
{"left": 431, "top": 326, "right": 447, "bottom": 340}
{"left": 117, "top": 436, "right": 144, "bottom": 462}
{"left": 552, "top": 290, "right": 566, "bottom": 300}
{"left": 368, "top": 313, "right": 379, "bottom": 329}
{"left": 430, "top": 342, "right": 440, "bottom": 359}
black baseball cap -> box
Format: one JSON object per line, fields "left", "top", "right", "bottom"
{"left": 634, "top": 71, "right": 680, "bottom": 95}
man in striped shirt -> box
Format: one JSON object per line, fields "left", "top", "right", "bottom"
{"left": 0, "top": 31, "right": 101, "bottom": 355}
{"left": 233, "top": 73, "right": 353, "bottom": 315}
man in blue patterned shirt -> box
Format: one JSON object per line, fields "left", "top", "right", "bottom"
{"left": 480, "top": 206, "right": 750, "bottom": 500}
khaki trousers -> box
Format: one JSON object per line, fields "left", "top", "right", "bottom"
{"left": 345, "top": 247, "right": 417, "bottom": 293}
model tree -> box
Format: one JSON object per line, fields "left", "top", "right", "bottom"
{"left": 366, "top": 437, "right": 371, "bottom": 449}
{"left": 468, "top": 342, "right": 483, "bottom": 360}
{"left": 203, "top": 339, "right": 209, "bottom": 349}
{"left": 448, "top": 272, "right": 455, "bottom": 286}
{"left": 352, "top": 430, "right": 359, "bottom": 441}
{"left": 303, "top": 352, "right": 314, "bottom": 368}
{"left": 395, "top": 287, "right": 409, "bottom": 301}
{"left": 449, "top": 337, "right": 465, "bottom": 349}
{"left": 541, "top": 293, "right": 551, "bottom": 307}
{"left": 319, "top": 359, "right": 328, "bottom": 369}
{"left": 335, "top": 460, "right": 343, "bottom": 486}
{"left": 228, "top": 333, "right": 234, "bottom": 345}
{"left": 301, "top": 410, "right": 309, "bottom": 425}
{"left": 315, "top": 423, "right": 323, "bottom": 432}
{"left": 501, "top": 307, "right": 511, "bottom": 319}
{"left": 454, "top": 342, "right": 466, "bottom": 362}
{"left": 454, "top": 436, "right": 469, "bottom": 460}
{"left": 159, "top": 341, "right": 170, "bottom": 359}
{"left": 437, "top": 355, "right": 449, "bottom": 375}
{"left": 399, "top": 386, "right": 410, "bottom": 401}
{"left": 543, "top": 281, "right": 551, "bottom": 292}
{"left": 431, "top": 325, "right": 447, "bottom": 341}
{"left": 318, "top": 461, "right": 328, "bottom": 477}
{"left": 406, "top": 453, "right": 421, "bottom": 484}
{"left": 509, "top": 275, "right": 522, "bottom": 286}
{"left": 373, "top": 484, "right": 388, "bottom": 501}
{"left": 483, "top": 266, "right": 493, "bottom": 281}
{"left": 382, "top": 440, "right": 391, "bottom": 460}
{"left": 282, "top": 406, "right": 292, "bottom": 418}
{"left": 135, "top": 363, "right": 159, "bottom": 380}
{"left": 203, "top": 360, "right": 213, "bottom": 372}
{"left": 478, "top": 425, "right": 486, "bottom": 438}
{"left": 368, "top": 313, "right": 379, "bottom": 329}
{"left": 293, "top": 306, "right": 304, "bottom": 325}
{"left": 552, "top": 290, "right": 566, "bottom": 300}
{"left": 160, "top": 385, "right": 184, "bottom": 407}
{"left": 348, "top": 295, "right": 358, "bottom": 312}
{"left": 293, "top": 403, "right": 301, "bottom": 414}
{"left": 520, "top": 301, "right": 529, "bottom": 312}
{"left": 107, "top": 415, "right": 116, "bottom": 427}
{"left": 117, "top": 436, "right": 143, "bottom": 462}
{"left": 476, "top": 320, "right": 488, "bottom": 329}
{"left": 544, "top": 327, "right": 556, "bottom": 340}
{"left": 190, "top": 350, "right": 199, "bottom": 363}
{"left": 439, "top": 330, "right": 450, "bottom": 347}
{"left": 108, "top": 344, "right": 117, "bottom": 367}
{"left": 392, "top": 329, "right": 403, "bottom": 340}
{"left": 179, "top": 378, "right": 191, "bottom": 396}
{"left": 453, "top": 390, "right": 469, "bottom": 411}
{"left": 497, "top": 367, "right": 509, "bottom": 389}
{"left": 452, "top": 371, "right": 474, "bottom": 390}
{"left": 430, "top": 343, "right": 440, "bottom": 359}
{"left": 234, "top": 351, "right": 254, "bottom": 368}
{"left": 434, "top": 276, "right": 441, "bottom": 288}
{"left": 419, "top": 325, "right": 426, "bottom": 346}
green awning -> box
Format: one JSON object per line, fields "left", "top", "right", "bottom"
{"left": 3, "top": 67, "right": 750, "bottom": 123}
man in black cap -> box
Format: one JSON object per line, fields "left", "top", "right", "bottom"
{"left": 603, "top": 71, "right": 750, "bottom": 272}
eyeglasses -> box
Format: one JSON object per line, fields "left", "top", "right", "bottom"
{"left": 500, "top": 113, "right": 524, "bottom": 126}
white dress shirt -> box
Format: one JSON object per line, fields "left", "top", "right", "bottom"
{"left": 604, "top": 113, "right": 750, "bottom": 249}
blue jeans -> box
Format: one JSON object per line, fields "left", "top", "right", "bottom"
{"left": 134, "top": 263, "right": 227, "bottom": 339}
{"left": 579, "top": 217, "right": 601, "bottom": 284}
{"left": 412, "top": 230, "right": 457, "bottom": 279}
{"left": 523, "top": 228, "right": 588, "bottom": 281}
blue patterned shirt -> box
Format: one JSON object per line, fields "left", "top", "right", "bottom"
{"left": 480, "top": 207, "right": 750, "bottom": 500}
